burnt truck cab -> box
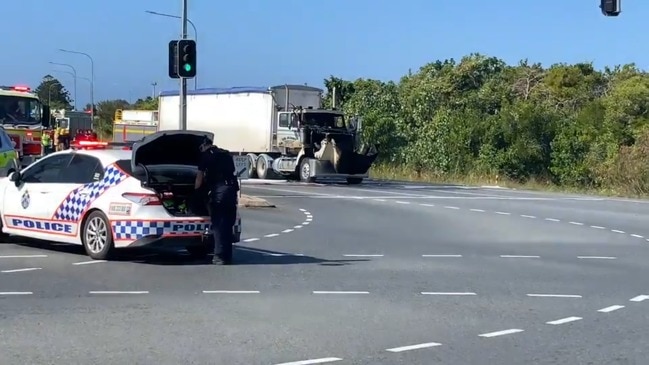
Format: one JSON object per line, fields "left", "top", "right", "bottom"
{"left": 269, "top": 106, "right": 378, "bottom": 183}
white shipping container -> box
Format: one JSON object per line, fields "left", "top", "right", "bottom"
{"left": 157, "top": 85, "right": 324, "bottom": 154}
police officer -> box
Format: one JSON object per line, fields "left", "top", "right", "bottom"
{"left": 195, "top": 137, "right": 239, "bottom": 265}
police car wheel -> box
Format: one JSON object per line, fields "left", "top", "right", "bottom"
{"left": 82, "top": 211, "right": 115, "bottom": 260}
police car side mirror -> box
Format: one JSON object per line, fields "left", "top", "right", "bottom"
{"left": 8, "top": 171, "right": 21, "bottom": 186}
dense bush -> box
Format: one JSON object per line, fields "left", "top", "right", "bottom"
{"left": 322, "top": 54, "right": 649, "bottom": 196}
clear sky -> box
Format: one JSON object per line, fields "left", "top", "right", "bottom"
{"left": 3, "top": 0, "right": 643, "bottom": 107}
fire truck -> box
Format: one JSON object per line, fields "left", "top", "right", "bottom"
{"left": 0, "top": 85, "right": 51, "bottom": 166}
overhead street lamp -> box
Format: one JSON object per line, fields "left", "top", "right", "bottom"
{"left": 145, "top": 10, "right": 199, "bottom": 89}
{"left": 48, "top": 62, "right": 77, "bottom": 110}
{"left": 58, "top": 49, "right": 95, "bottom": 121}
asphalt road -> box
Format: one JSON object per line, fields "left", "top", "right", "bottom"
{"left": 1, "top": 179, "right": 649, "bottom": 365}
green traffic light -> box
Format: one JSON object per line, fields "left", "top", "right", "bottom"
{"left": 184, "top": 64, "right": 192, "bottom": 72}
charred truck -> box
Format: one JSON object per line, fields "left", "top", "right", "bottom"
{"left": 157, "top": 84, "right": 378, "bottom": 184}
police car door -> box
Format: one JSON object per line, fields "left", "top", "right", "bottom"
{"left": 2, "top": 154, "right": 74, "bottom": 237}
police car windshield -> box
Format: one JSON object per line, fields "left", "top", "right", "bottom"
{"left": 0, "top": 96, "right": 42, "bottom": 125}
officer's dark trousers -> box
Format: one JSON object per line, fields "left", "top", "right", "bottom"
{"left": 209, "top": 184, "right": 238, "bottom": 262}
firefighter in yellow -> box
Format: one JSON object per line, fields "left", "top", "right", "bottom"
{"left": 41, "top": 131, "right": 52, "bottom": 154}
{"left": 55, "top": 124, "right": 69, "bottom": 151}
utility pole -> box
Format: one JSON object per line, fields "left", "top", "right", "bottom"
{"left": 151, "top": 82, "right": 157, "bottom": 98}
{"left": 179, "top": 0, "right": 188, "bottom": 130}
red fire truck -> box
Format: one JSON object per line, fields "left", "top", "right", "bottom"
{"left": 0, "top": 85, "right": 51, "bottom": 166}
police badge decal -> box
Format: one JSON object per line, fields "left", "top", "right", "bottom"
{"left": 21, "top": 191, "right": 30, "bottom": 209}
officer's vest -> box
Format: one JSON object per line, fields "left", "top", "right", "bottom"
{"left": 41, "top": 134, "right": 51, "bottom": 146}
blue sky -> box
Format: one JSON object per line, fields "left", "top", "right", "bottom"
{"left": 3, "top": 0, "right": 642, "bottom": 107}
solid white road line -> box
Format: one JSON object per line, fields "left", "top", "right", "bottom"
{"left": 598, "top": 305, "right": 625, "bottom": 313}
{"left": 500, "top": 255, "right": 540, "bottom": 258}
{"left": 73, "top": 260, "right": 107, "bottom": 265}
{"left": 312, "top": 291, "right": 370, "bottom": 295}
{"left": 479, "top": 329, "right": 524, "bottom": 338}
{"left": 0, "top": 255, "right": 48, "bottom": 258}
{"left": 1, "top": 267, "right": 42, "bottom": 273}
{"left": 202, "top": 290, "right": 260, "bottom": 294}
{"left": 630, "top": 295, "right": 649, "bottom": 302}
{"left": 546, "top": 316, "right": 582, "bottom": 325}
{"left": 274, "top": 358, "right": 343, "bottom": 365}
{"left": 88, "top": 291, "right": 149, "bottom": 295}
{"left": 421, "top": 292, "right": 476, "bottom": 296}
{"left": 422, "top": 254, "right": 463, "bottom": 258}
{"left": 343, "top": 254, "right": 384, "bottom": 257}
{"left": 577, "top": 256, "right": 616, "bottom": 260}
{"left": 386, "top": 342, "right": 442, "bottom": 352}
{"left": 527, "top": 294, "right": 582, "bottom": 298}
{"left": 0, "top": 291, "right": 33, "bottom": 295}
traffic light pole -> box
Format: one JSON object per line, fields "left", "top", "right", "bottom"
{"left": 179, "top": 0, "right": 188, "bottom": 130}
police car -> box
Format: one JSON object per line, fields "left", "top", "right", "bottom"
{"left": 0, "top": 130, "right": 242, "bottom": 260}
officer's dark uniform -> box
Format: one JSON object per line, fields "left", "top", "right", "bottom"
{"left": 197, "top": 139, "right": 239, "bottom": 264}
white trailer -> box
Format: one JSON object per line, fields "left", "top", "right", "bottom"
{"left": 158, "top": 84, "right": 377, "bottom": 184}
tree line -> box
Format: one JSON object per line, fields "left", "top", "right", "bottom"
{"left": 320, "top": 53, "right": 649, "bottom": 196}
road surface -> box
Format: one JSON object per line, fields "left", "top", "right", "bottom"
{"left": 1, "top": 180, "right": 648, "bottom": 364}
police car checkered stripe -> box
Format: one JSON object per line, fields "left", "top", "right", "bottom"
{"left": 53, "top": 164, "right": 128, "bottom": 222}
{"left": 112, "top": 220, "right": 212, "bottom": 240}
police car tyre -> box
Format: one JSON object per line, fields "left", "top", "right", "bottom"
{"left": 82, "top": 211, "right": 115, "bottom": 260}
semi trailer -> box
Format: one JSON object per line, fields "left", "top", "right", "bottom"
{"left": 157, "top": 84, "right": 378, "bottom": 183}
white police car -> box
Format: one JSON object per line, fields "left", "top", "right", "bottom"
{"left": 0, "top": 130, "right": 242, "bottom": 260}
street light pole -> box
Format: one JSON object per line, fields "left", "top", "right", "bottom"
{"left": 144, "top": 9, "right": 198, "bottom": 89}
{"left": 48, "top": 62, "right": 77, "bottom": 110}
{"left": 58, "top": 49, "right": 95, "bottom": 122}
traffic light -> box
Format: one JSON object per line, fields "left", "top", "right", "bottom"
{"left": 600, "top": 0, "right": 621, "bottom": 16}
{"left": 176, "top": 39, "right": 196, "bottom": 78}
{"left": 168, "top": 40, "right": 179, "bottom": 79}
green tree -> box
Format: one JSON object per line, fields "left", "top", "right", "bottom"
{"left": 93, "top": 99, "right": 131, "bottom": 138}
{"left": 33, "top": 75, "right": 73, "bottom": 110}
{"left": 131, "top": 96, "right": 158, "bottom": 110}
{"left": 324, "top": 54, "right": 649, "bottom": 196}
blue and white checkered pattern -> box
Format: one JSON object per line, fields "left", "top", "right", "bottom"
{"left": 112, "top": 220, "right": 211, "bottom": 241}
{"left": 53, "top": 164, "right": 128, "bottom": 222}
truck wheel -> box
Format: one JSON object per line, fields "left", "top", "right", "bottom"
{"left": 347, "top": 177, "right": 363, "bottom": 184}
{"left": 256, "top": 155, "right": 270, "bottom": 179}
{"left": 247, "top": 154, "right": 258, "bottom": 178}
{"left": 82, "top": 211, "right": 116, "bottom": 260}
{"left": 300, "top": 158, "right": 316, "bottom": 183}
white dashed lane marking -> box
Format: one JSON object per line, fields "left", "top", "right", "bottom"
{"left": 577, "top": 256, "right": 616, "bottom": 260}
{"left": 422, "top": 254, "right": 462, "bottom": 258}
{"left": 343, "top": 254, "right": 384, "bottom": 257}
{"left": 0, "top": 255, "right": 48, "bottom": 259}
{"left": 0, "top": 292, "right": 33, "bottom": 296}
{"left": 89, "top": 291, "right": 149, "bottom": 295}
{"left": 630, "top": 295, "right": 649, "bottom": 302}
{"left": 421, "top": 292, "right": 477, "bottom": 296}
{"left": 312, "top": 291, "right": 370, "bottom": 295}
{"left": 527, "top": 294, "right": 582, "bottom": 298}
{"left": 386, "top": 342, "right": 442, "bottom": 352}
{"left": 479, "top": 329, "right": 524, "bottom": 338}
{"left": 202, "top": 290, "right": 260, "bottom": 294}
{"left": 500, "top": 255, "right": 540, "bottom": 258}
{"left": 73, "top": 260, "right": 107, "bottom": 265}
{"left": 264, "top": 233, "right": 280, "bottom": 238}
{"left": 598, "top": 305, "right": 625, "bottom": 313}
{"left": 1, "top": 267, "right": 42, "bottom": 273}
{"left": 238, "top": 208, "right": 313, "bottom": 243}
{"left": 274, "top": 358, "right": 343, "bottom": 365}
{"left": 546, "top": 316, "right": 582, "bottom": 325}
